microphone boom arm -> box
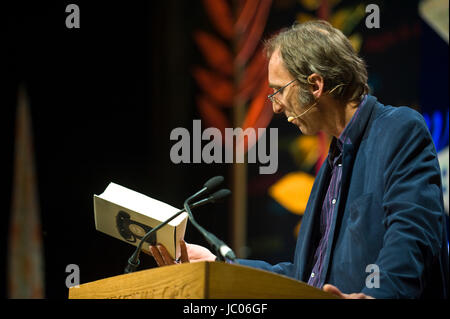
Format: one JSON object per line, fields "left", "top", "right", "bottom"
{"left": 124, "top": 176, "right": 229, "bottom": 273}
{"left": 124, "top": 196, "right": 219, "bottom": 273}
{"left": 183, "top": 201, "right": 236, "bottom": 262}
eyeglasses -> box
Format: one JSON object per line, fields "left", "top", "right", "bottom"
{"left": 267, "top": 78, "right": 297, "bottom": 103}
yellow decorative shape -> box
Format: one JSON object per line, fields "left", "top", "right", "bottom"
{"left": 330, "top": 8, "right": 351, "bottom": 30}
{"left": 296, "top": 12, "right": 316, "bottom": 24}
{"left": 289, "top": 134, "right": 331, "bottom": 170}
{"left": 348, "top": 33, "right": 362, "bottom": 53}
{"left": 294, "top": 220, "right": 302, "bottom": 237}
{"left": 298, "top": 0, "right": 341, "bottom": 11}
{"left": 330, "top": 5, "right": 365, "bottom": 33}
{"left": 292, "top": 135, "right": 319, "bottom": 168}
{"left": 268, "top": 171, "right": 315, "bottom": 215}
{"left": 298, "top": 0, "right": 320, "bottom": 11}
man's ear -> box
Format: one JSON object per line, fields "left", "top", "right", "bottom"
{"left": 307, "top": 73, "right": 324, "bottom": 99}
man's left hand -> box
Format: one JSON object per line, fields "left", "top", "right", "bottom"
{"left": 323, "top": 284, "right": 375, "bottom": 299}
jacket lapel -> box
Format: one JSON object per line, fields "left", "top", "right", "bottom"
{"left": 318, "top": 143, "right": 356, "bottom": 284}
{"left": 294, "top": 160, "right": 331, "bottom": 281}
{"left": 318, "top": 95, "right": 378, "bottom": 285}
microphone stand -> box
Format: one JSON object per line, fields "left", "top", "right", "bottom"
{"left": 183, "top": 201, "right": 236, "bottom": 262}
{"left": 124, "top": 197, "right": 212, "bottom": 274}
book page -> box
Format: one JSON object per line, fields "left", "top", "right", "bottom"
{"left": 99, "top": 182, "right": 186, "bottom": 226}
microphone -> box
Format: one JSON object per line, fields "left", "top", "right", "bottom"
{"left": 287, "top": 83, "right": 346, "bottom": 122}
{"left": 190, "top": 188, "right": 231, "bottom": 209}
{"left": 188, "top": 176, "right": 224, "bottom": 202}
{"left": 204, "top": 176, "right": 224, "bottom": 190}
{"left": 182, "top": 175, "right": 224, "bottom": 232}
{"left": 287, "top": 101, "right": 318, "bottom": 122}
{"left": 183, "top": 189, "right": 236, "bottom": 262}
{"left": 124, "top": 185, "right": 226, "bottom": 273}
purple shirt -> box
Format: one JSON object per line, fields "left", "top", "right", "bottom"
{"left": 307, "top": 95, "right": 367, "bottom": 288}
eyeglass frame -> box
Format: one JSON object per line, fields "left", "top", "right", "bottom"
{"left": 267, "top": 77, "right": 347, "bottom": 104}
{"left": 267, "top": 78, "right": 297, "bottom": 103}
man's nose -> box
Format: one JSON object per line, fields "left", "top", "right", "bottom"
{"left": 272, "top": 100, "right": 284, "bottom": 114}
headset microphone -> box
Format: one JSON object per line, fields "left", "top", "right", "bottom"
{"left": 287, "top": 101, "right": 318, "bottom": 122}
{"left": 287, "top": 83, "right": 346, "bottom": 123}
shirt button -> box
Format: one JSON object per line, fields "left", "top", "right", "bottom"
{"left": 332, "top": 199, "right": 337, "bottom": 204}
{"left": 311, "top": 272, "right": 315, "bottom": 278}
{"left": 338, "top": 163, "right": 342, "bottom": 167}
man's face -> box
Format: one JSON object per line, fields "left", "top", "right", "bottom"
{"left": 268, "top": 49, "right": 321, "bottom": 135}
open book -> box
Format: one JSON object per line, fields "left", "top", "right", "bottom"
{"left": 93, "top": 182, "right": 188, "bottom": 259}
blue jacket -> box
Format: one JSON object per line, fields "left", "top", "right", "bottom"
{"left": 238, "top": 95, "right": 449, "bottom": 298}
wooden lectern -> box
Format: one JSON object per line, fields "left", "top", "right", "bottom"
{"left": 68, "top": 261, "right": 336, "bottom": 299}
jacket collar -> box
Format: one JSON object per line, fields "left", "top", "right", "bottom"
{"left": 327, "top": 95, "right": 373, "bottom": 166}
{"left": 343, "top": 94, "right": 378, "bottom": 150}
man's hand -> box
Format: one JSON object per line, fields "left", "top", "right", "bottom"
{"left": 149, "top": 240, "right": 216, "bottom": 267}
{"left": 322, "top": 284, "right": 374, "bottom": 299}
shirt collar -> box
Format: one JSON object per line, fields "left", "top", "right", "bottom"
{"left": 327, "top": 95, "right": 368, "bottom": 166}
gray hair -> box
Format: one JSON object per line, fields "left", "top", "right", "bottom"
{"left": 265, "top": 20, "right": 369, "bottom": 104}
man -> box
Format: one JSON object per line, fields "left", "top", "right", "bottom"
{"left": 150, "top": 20, "right": 448, "bottom": 299}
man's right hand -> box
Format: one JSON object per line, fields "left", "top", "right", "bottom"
{"left": 149, "top": 240, "right": 217, "bottom": 267}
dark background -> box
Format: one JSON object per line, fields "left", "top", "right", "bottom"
{"left": 2, "top": 0, "right": 447, "bottom": 299}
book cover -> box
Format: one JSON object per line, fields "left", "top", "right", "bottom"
{"left": 93, "top": 182, "right": 188, "bottom": 259}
